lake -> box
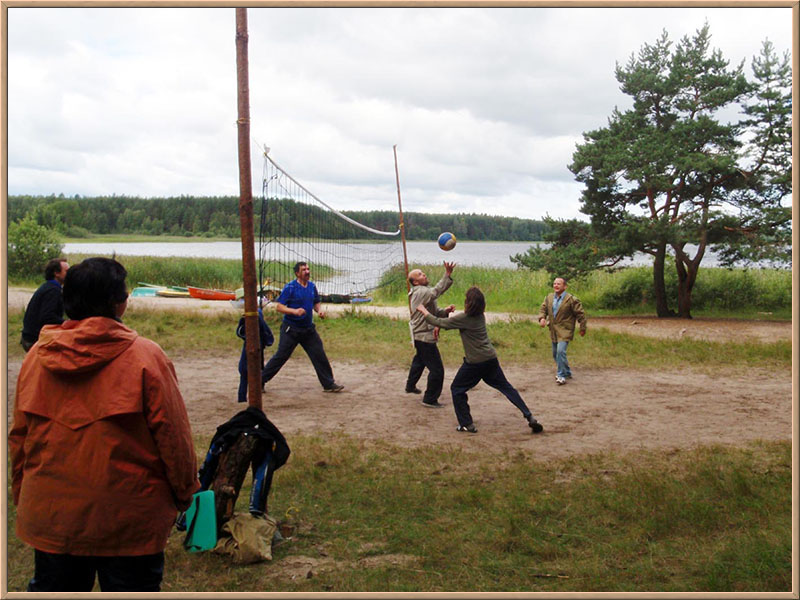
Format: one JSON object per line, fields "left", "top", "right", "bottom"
{"left": 62, "top": 240, "right": 678, "bottom": 268}
{"left": 62, "top": 240, "right": 754, "bottom": 296}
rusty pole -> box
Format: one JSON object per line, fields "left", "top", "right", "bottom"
{"left": 235, "top": 8, "right": 262, "bottom": 410}
{"left": 394, "top": 145, "right": 416, "bottom": 348}
{"left": 393, "top": 145, "right": 411, "bottom": 308}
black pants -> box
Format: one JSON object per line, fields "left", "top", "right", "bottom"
{"left": 27, "top": 549, "right": 164, "bottom": 592}
{"left": 261, "top": 322, "right": 335, "bottom": 389}
{"left": 406, "top": 340, "right": 444, "bottom": 404}
{"left": 450, "top": 357, "right": 531, "bottom": 427}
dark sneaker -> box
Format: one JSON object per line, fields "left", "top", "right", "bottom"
{"left": 405, "top": 386, "right": 422, "bottom": 394}
{"left": 422, "top": 400, "right": 444, "bottom": 408}
{"left": 324, "top": 383, "right": 344, "bottom": 393}
{"left": 456, "top": 423, "right": 477, "bottom": 433}
{"left": 528, "top": 417, "right": 544, "bottom": 434}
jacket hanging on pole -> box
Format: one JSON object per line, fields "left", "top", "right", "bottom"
{"left": 178, "top": 406, "right": 290, "bottom": 533}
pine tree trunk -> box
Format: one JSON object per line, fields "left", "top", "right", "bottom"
{"left": 209, "top": 433, "right": 259, "bottom": 529}
{"left": 675, "top": 259, "right": 697, "bottom": 319}
{"left": 652, "top": 243, "right": 675, "bottom": 317}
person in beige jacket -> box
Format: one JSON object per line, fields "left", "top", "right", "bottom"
{"left": 538, "top": 277, "right": 587, "bottom": 385}
{"left": 406, "top": 261, "right": 455, "bottom": 407}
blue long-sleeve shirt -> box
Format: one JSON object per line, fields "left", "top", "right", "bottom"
{"left": 276, "top": 280, "right": 320, "bottom": 328}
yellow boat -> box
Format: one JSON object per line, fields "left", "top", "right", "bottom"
{"left": 155, "top": 289, "right": 191, "bottom": 298}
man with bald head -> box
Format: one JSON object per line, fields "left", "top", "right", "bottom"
{"left": 405, "top": 261, "right": 456, "bottom": 407}
{"left": 538, "top": 276, "right": 587, "bottom": 385}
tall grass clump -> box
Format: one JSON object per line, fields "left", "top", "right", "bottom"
{"left": 689, "top": 268, "right": 792, "bottom": 311}
{"left": 110, "top": 255, "right": 245, "bottom": 289}
{"left": 374, "top": 263, "right": 791, "bottom": 317}
{"left": 586, "top": 266, "right": 791, "bottom": 315}
{"left": 56, "top": 254, "right": 334, "bottom": 291}
{"left": 373, "top": 264, "right": 554, "bottom": 312}
{"left": 591, "top": 268, "right": 655, "bottom": 309}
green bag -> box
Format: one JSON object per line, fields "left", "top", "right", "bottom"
{"left": 183, "top": 490, "right": 217, "bottom": 552}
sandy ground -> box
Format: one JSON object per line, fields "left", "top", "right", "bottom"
{"left": 6, "top": 287, "right": 793, "bottom": 459}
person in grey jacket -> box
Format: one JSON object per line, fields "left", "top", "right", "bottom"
{"left": 405, "top": 261, "right": 456, "bottom": 407}
{"left": 418, "top": 286, "right": 543, "bottom": 434}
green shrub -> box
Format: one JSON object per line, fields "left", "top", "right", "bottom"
{"left": 591, "top": 266, "right": 790, "bottom": 313}
{"left": 63, "top": 225, "right": 92, "bottom": 238}
{"left": 691, "top": 269, "right": 791, "bottom": 311}
{"left": 7, "top": 217, "right": 64, "bottom": 278}
{"left": 596, "top": 268, "right": 652, "bottom": 308}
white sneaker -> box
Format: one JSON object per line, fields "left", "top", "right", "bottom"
{"left": 556, "top": 377, "right": 566, "bottom": 385}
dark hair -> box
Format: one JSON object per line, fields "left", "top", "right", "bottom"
{"left": 464, "top": 286, "right": 485, "bottom": 317}
{"left": 293, "top": 261, "right": 308, "bottom": 275}
{"left": 44, "top": 258, "right": 67, "bottom": 280}
{"left": 63, "top": 257, "right": 128, "bottom": 320}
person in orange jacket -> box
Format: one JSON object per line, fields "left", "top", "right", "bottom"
{"left": 10, "top": 257, "right": 200, "bottom": 592}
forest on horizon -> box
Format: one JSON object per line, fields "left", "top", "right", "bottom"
{"left": 8, "top": 194, "right": 549, "bottom": 241}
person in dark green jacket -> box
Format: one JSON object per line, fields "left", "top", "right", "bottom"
{"left": 417, "top": 286, "right": 543, "bottom": 435}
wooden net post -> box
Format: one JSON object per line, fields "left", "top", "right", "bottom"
{"left": 235, "top": 8, "right": 262, "bottom": 410}
{"left": 393, "top": 145, "right": 411, "bottom": 312}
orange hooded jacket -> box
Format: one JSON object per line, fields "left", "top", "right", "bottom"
{"left": 10, "top": 317, "right": 199, "bottom": 556}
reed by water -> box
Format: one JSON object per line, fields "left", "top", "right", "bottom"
{"left": 9, "top": 254, "right": 790, "bottom": 318}
{"left": 373, "top": 263, "right": 791, "bottom": 318}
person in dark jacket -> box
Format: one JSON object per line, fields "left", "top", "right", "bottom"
{"left": 20, "top": 258, "right": 69, "bottom": 352}
{"left": 236, "top": 308, "right": 274, "bottom": 403}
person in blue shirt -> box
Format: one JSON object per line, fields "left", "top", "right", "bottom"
{"left": 236, "top": 308, "right": 274, "bottom": 403}
{"left": 20, "top": 258, "right": 69, "bottom": 352}
{"left": 260, "top": 262, "right": 344, "bottom": 393}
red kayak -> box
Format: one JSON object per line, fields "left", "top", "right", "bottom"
{"left": 187, "top": 286, "right": 237, "bottom": 301}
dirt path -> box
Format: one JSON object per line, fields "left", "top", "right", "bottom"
{"left": 6, "top": 354, "right": 791, "bottom": 460}
{"left": 6, "top": 286, "right": 793, "bottom": 458}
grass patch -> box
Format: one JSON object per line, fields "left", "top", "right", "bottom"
{"left": 6, "top": 284, "right": 790, "bottom": 592}
{"left": 372, "top": 263, "right": 792, "bottom": 319}
{"left": 6, "top": 438, "right": 791, "bottom": 592}
{"left": 6, "top": 308, "right": 790, "bottom": 370}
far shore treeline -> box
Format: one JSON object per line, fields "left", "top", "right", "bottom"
{"left": 7, "top": 195, "right": 548, "bottom": 241}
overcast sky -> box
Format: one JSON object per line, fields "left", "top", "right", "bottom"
{"left": 5, "top": 6, "right": 793, "bottom": 221}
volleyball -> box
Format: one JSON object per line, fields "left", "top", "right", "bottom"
{"left": 437, "top": 232, "right": 457, "bottom": 251}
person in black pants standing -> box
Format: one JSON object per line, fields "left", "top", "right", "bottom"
{"left": 406, "top": 261, "right": 456, "bottom": 407}
{"left": 417, "top": 286, "right": 543, "bottom": 434}
{"left": 261, "top": 262, "right": 344, "bottom": 393}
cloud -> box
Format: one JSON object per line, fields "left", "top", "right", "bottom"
{"left": 5, "top": 6, "right": 792, "bottom": 220}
